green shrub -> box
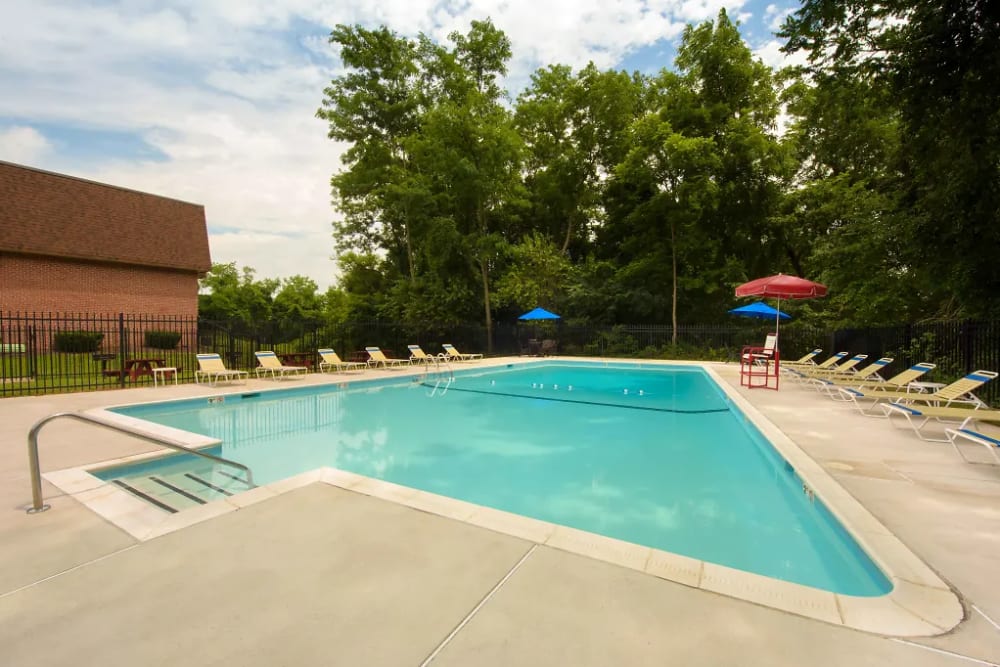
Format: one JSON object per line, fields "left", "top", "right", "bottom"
{"left": 144, "top": 330, "right": 182, "bottom": 350}
{"left": 53, "top": 330, "right": 104, "bottom": 353}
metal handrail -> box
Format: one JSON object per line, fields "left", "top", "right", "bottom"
{"left": 27, "top": 411, "right": 254, "bottom": 514}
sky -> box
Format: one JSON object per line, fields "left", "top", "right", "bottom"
{"left": 0, "top": 0, "right": 801, "bottom": 291}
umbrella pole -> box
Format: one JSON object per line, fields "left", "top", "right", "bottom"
{"left": 775, "top": 298, "right": 781, "bottom": 386}
{"left": 774, "top": 298, "right": 781, "bottom": 346}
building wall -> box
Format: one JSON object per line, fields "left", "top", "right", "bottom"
{"left": 0, "top": 253, "right": 200, "bottom": 316}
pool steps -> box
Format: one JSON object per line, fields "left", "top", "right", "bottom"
{"left": 110, "top": 466, "right": 253, "bottom": 514}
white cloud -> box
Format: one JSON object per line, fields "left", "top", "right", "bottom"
{"left": 1, "top": 0, "right": 763, "bottom": 290}
{"left": 0, "top": 126, "right": 53, "bottom": 164}
{"left": 763, "top": 3, "right": 794, "bottom": 32}
{"left": 209, "top": 229, "right": 339, "bottom": 287}
{"left": 753, "top": 38, "right": 808, "bottom": 71}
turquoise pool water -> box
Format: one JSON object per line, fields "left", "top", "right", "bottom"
{"left": 103, "top": 362, "right": 891, "bottom": 595}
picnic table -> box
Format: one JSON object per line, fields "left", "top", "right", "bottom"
{"left": 103, "top": 358, "right": 176, "bottom": 382}
{"left": 277, "top": 352, "right": 316, "bottom": 370}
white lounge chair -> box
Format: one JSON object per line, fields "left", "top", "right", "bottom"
{"left": 195, "top": 353, "right": 248, "bottom": 387}
{"left": 407, "top": 345, "right": 443, "bottom": 364}
{"left": 318, "top": 348, "right": 366, "bottom": 373}
{"left": 365, "top": 347, "right": 408, "bottom": 368}
{"left": 801, "top": 357, "right": 888, "bottom": 391}
{"left": 945, "top": 428, "right": 1000, "bottom": 464}
{"left": 442, "top": 343, "right": 482, "bottom": 361}
{"left": 811, "top": 362, "right": 935, "bottom": 400}
{"left": 882, "top": 402, "right": 1000, "bottom": 441}
{"left": 839, "top": 370, "right": 998, "bottom": 416}
{"left": 254, "top": 351, "right": 308, "bottom": 380}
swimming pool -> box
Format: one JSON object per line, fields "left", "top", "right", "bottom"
{"left": 99, "top": 361, "right": 891, "bottom": 596}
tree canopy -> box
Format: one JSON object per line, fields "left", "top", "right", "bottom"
{"left": 313, "top": 8, "right": 999, "bottom": 341}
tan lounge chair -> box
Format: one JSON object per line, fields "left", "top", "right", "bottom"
{"left": 882, "top": 403, "right": 1000, "bottom": 442}
{"left": 254, "top": 351, "right": 308, "bottom": 380}
{"left": 442, "top": 343, "right": 482, "bottom": 361}
{"left": 318, "top": 348, "right": 366, "bottom": 373}
{"left": 365, "top": 347, "right": 408, "bottom": 368}
{"left": 195, "top": 353, "right": 248, "bottom": 387}
{"left": 407, "top": 345, "right": 443, "bottom": 364}
{"left": 783, "top": 349, "right": 823, "bottom": 366}
{"left": 813, "top": 362, "right": 935, "bottom": 400}
{"left": 838, "top": 370, "right": 998, "bottom": 415}
{"left": 945, "top": 428, "right": 1000, "bottom": 464}
{"left": 782, "top": 351, "right": 848, "bottom": 375}
{"left": 791, "top": 353, "right": 869, "bottom": 380}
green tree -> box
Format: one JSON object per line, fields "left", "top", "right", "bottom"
{"left": 493, "top": 232, "right": 575, "bottom": 313}
{"left": 774, "top": 72, "right": 911, "bottom": 324}
{"left": 514, "top": 64, "right": 643, "bottom": 258}
{"left": 618, "top": 115, "right": 719, "bottom": 340}
{"left": 335, "top": 252, "right": 392, "bottom": 320}
{"left": 198, "top": 263, "right": 278, "bottom": 323}
{"left": 781, "top": 0, "right": 1000, "bottom": 317}
{"left": 317, "top": 25, "right": 424, "bottom": 280}
{"left": 272, "top": 276, "right": 323, "bottom": 322}
{"left": 407, "top": 20, "right": 526, "bottom": 349}
{"left": 673, "top": 10, "right": 788, "bottom": 282}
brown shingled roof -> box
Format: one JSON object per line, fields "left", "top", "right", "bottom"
{"left": 0, "top": 161, "right": 212, "bottom": 273}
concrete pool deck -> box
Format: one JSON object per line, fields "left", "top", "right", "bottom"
{"left": 1, "top": 358, "right": 999, "bottom": 665}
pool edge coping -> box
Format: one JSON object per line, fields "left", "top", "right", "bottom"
{"left": 42, "top": 356, "right": 964, "bottom": 637}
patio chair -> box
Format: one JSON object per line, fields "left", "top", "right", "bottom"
{"left": 365, "top": 347, "right": 409, "bottom": 368}
{"left": 803, "top": 357, "right": 891, "bottom": 391}
{"left": 741, "top": 333, "right": 777, "bottom": 366}
{"left": 781, "top": 351, "right": 848, "bottom": 375}
{"left": 882, "top": 403, "right": 1000, "bottom": 442}
{"left": 812, "top": 362, "right": 935, "bottom": 400}
{"left": 945, "top": 428, "right": 1000, "bottom": 465}
{"left": 318, "top": 348, "right": 366, "bottom": 373}
{"left": 789, "top": 353, "right": 869, "bottom": 381}
{"left": 195, "top": 353, "right": 249, "bottom": 387}
{"left": 442, "top": 343, "right": 483, "bottom": 361}
{"left": 254, "top": 351, "right": 309, "bottom": 380}
{"left": 407, "top": 345, "right": 443, "bottom": 364}
{"left": 837, "top": 370, "right": 998, "bottom": 416}
{"left": 782, "top": 349, "right": 823, "bottom": 366}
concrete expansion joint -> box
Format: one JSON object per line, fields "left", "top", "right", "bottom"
{"left": 833, "top": 593, "right": 846, "bottom": 625}
{"left": 0, "top": 543, "right": 141, "bottom": 600}
{"left": 888, "top": 639, "right": 1000, "bottom": 667}
{"left": 888, "top": 595, "right": 951, "bottom": 633}
{"left": 972, "top": 605, "right": 1000, "bottom": 632}
{"left": 419, "top": 544, "right": 538, "bottom": 667}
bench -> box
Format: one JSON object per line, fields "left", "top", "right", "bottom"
{"left": 104, "top": 366, "right": 183, "bottom": 380}
{"left": 0, "top": 343, "right": 26, "bottom": 353}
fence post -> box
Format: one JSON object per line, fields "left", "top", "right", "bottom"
{"left": 118, "top": 313, "right": 127, "bottom": 388}
{"left": 27, "top": 322, "right": 37, "bottom": 379}
{"left": 963, "top": 320, "right": 975, "bottom": 374}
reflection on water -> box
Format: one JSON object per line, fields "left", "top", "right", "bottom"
{"left": 111, "top": 364, "right": 891, "bottom": 596}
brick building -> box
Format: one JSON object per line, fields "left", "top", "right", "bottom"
{"left": 0, "top": 160, "right": 211, "bottom": 316}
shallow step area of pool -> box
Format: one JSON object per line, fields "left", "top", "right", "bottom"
{"left": 100, "top": 463, "right": 254, "bottom": 514}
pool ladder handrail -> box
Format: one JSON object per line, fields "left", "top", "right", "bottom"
{"left": 422, "top": 355, "right": 455, "bottom": 396}
{"left": 26, "top": 411, "right": 255, "bottom": 514}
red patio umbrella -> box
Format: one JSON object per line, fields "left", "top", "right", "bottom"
{"left": 735, "top": 273, "right": 827, "bottom": 348}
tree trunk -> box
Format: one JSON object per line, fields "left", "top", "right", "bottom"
{"left": 671, "top": 219, "right": 678, "bottom": 345}
{"left": 477, "top": 197, "right": 494, "bottom": 353}
{"left": 561, "top": 213, "right": 573, "bottom": 255}
{"left": 480, "top": 258, "right": 493, "bottom": 353}
{"left": 404, "top": 215, "right": 416, "bottom": 281}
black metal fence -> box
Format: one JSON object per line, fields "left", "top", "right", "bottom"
{"left": 2, "top": 311, "right": 998, "bottom": 404}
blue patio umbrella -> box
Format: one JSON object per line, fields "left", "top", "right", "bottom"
{"left": 518, "top": 307, "right": 561, "bottom": 321}
{"left": 728, "top": 301, "right": 791, "bottom": 320}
